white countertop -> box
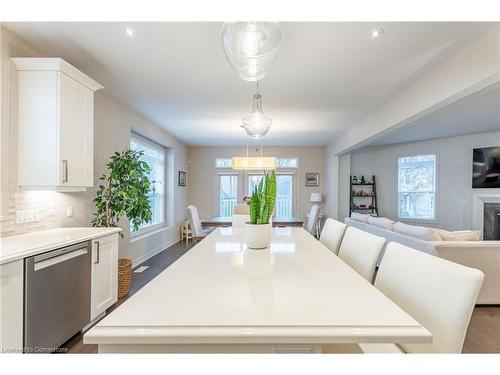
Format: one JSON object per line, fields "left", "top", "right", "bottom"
{"left": 0, "top": 227, "right": 122, "bottom": 264}
{"left": 85, "top": 227, "right": 431, "bottom": 346}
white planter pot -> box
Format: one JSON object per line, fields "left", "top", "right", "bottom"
{"left": 244, "top": 222, "right": 272, "bottom": 250}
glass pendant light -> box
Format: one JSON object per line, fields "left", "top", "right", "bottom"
{"left": 241, "top": 82, "right": 272, "bottom": 139}
{"left": 221, "top": 22, "right": 284, "bottom": 81}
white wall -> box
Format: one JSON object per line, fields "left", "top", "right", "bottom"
{"left": 1, "top": 26, "right": 188, "bottom": 265}
{"left": 187, "top": 146, "right": 325, "bottom": 220}
{"left": 323, "top": 143, "right": 338, "bottom": 219}
{"left": 324, "top": 144, "right": 352, "bottom": 221}
{"left": 338, "top": 153, "right": 351, "bottom": 221}
{"left": 349, "top": 131, "right": 500, "bottom": 230}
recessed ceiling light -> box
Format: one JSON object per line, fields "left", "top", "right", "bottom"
{"left": 125, "top": 27, "right": 137, "bottom": 38}
{"left": 369, "top": 28, "right": 384, "bottom": 39}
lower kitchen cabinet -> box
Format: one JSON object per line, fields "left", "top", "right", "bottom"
{"left": 0, "top": 228, "right": 121, "bottom": 353}
{"left": 90, "top": 233, "right": 119, "bottom": 320}
{"left": 0, "top": 260, "right": 24, "bottom": 352}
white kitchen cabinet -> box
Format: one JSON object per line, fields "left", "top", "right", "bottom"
{"left": 11, "top": 58, "right": 103, "bottom": 191}
{"left": 90, "top": 233, "right": 119, "bottom": 320}
{"left": 0, "top": 260, "right": 24, "bottom": 353}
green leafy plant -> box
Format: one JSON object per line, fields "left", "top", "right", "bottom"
{"left": 91, "top": 150, "right": 154, "bottom": 236}
{"left": 248, "top": 170, "right": 276, "bottom": 225}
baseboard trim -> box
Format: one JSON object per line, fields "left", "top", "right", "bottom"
{"left": 131, "top": 237, "right": 180, "bottom": 268}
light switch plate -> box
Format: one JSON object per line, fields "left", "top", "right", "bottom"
{"left": 66, "top": 206, "right": 74, "bottom": 218}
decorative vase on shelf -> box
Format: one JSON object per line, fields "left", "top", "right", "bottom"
{"left": 244, "top": 170, "right": 276, "bottom": 250}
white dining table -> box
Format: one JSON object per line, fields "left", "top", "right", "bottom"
{"left": 84, "top": 227, "right": 431, "bottom": 353}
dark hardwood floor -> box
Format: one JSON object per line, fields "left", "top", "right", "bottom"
{"left": 64, "top": 239, "right": 500, "bottom": 354}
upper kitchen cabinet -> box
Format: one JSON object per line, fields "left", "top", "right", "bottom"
{"left": 11, "top": 58, "right": 104, "bottom": 191}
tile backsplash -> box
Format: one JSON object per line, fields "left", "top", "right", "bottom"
{"left": 0, "top": 189, "right": 57, "bottom": 237}
{"left": 0, "top": 187, "right": 93, "bottom": 237}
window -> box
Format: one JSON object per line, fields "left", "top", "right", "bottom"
{"left": 276, "top": 158, "right": 298, "bottom": 168}
{"left": 248, "top": 174, "right": 264, "bottom": 196}
{"left": 216, "top": 158, "right": 232, "bottom": 168}
{"left": 276, "top": 174, "right": 293, "bottom": 217}
{"left": 398, "top": 154, "right": 436, "bottom": 221}
{"left": 130, "top": 134, "right": 166, "bottom": 232}
{"left": 219, "top": 175, "right": 238, "bottom": 217}
{"left": 247, "top": 173, "right": 294, "bottom": 217}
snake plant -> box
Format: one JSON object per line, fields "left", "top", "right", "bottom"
{"left": 248, "top": 170, "right": 276, "bottom": 225}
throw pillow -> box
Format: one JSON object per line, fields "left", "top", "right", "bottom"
{"left": 351, "top": 212, "right": 370, "bottom": 223}
{"left": 394, "top": 222, "right": 441, "bottom": 241}
{"left": 433, "top": 228, "right": 481, "bottom": 241}
{"left": 367, "top": 216, "right": 395, "bottom": 230}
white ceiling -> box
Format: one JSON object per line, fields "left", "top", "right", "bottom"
{"left": 368, "top": 84, "right": 500, "bottom": 146}
{"left": 4, "top": 22, "right": 495, "bottom": 145}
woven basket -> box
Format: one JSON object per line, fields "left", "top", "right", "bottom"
{"left": 118, "top": 258, "right": 132, "bottom": 298}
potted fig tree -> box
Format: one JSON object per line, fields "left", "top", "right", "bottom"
{"left": 91, "top": 149, "right": 154, "bottom": 297}
{"left": 244, "top": 170, "right": 277, "bottom": 249}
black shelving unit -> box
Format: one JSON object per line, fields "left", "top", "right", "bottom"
{"left": 349, "top": 175, "right": 378, "bottom": 216}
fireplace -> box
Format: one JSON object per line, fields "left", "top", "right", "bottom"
{"left": 472, "top": 191, "right": 500, "bottom": 240}
{"left": 483, "top": 203, "right": 500, "bottom": 240}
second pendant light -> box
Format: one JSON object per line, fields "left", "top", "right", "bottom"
{"left": 241, "top": 82, "right": 272, "bottom": 139}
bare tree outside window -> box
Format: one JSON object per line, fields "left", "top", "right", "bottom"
{"left": 398, "top": 154, "right": 436, "bottom": 220}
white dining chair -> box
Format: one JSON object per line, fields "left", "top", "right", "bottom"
{"left": 337, "top": 226, "right": 385, "bottom": 282}
{"left": 232, "top": 214, "right": 250, "bottom": 228}
{"left": 319, "top": 218, "right": 347, "bottom": 255}
{"left": 305, "top": 205, "right": 320, "bottom": 236}
{"left": 361, "top": 242, "right": 484, "bottom": 354}
{"left": 187, "top": 205, "right": 212, "bottom": 243}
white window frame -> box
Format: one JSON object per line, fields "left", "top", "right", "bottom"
{"left": 274, "top": 171, "right": 296, "bottom": 218}
{"left": 215, "top": 158, "right": 233, "bottom": 169}
{"left": 276, "top": 158, "right": 299, "bottom": 168}
{"left": 243, "top": 170, "right": 298, "bottom": 217}
{"left": 215, "top": 158, "right": 299, "bottom": 169}
{"left": 397, "top": 153, "right": 438, "bottom": 224}
{"left": 213, "top": 157, "right": 300, "bottom": 217}
{"left": 129, "top": 133, "right": 167, "bottom": 237}
{"left": 218, "top": 173, "right": 239, "bottom": 218}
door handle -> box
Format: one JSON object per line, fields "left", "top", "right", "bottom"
{"left": 62, "top": 160, "right": 69, "bottom": 182}
{"left": 94, "top": 241, "right": 100, "bottom": 264}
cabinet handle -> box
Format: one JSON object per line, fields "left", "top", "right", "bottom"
{"left": 95, "top": 241, "right": 100, "bottom": 264}
{"left": 62, "top": 160, "right": 69, "bottom": 183}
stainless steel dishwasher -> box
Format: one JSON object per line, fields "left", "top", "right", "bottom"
{"left": 24, "top": 241, "right": 91, "bottom": 353}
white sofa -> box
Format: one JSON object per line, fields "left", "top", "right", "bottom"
{"left": 344, "top": 216, "right": 500, "bottom": 305}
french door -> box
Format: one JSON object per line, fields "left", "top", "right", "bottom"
{"left": 244, "top": 172, "right": 297, "bottom": 217}
{"left": 219, "top": 174, "right": 238, "bottom": 217}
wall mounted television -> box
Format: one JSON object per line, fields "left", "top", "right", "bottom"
{"left": 472, "top": 146, "right": 500, "bottom": 188}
